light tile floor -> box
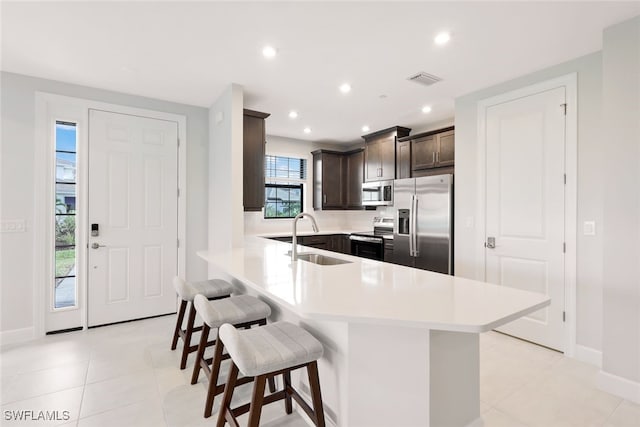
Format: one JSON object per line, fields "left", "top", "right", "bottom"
{"left": 1, "top": 315, "right": 638, "bottom": 427}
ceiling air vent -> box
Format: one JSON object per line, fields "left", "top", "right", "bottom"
{"left": 407, "top": 72, "right": 442, "bottom": 87}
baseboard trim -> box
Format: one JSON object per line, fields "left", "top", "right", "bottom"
{"left": 574, "top": 344, "right": 602, "bottom": 368}
{"left": 597, "top": 370, "right": 640, "bottom": 404}
{"left": 0, "top": 327, "right": 35, "bottom": 346}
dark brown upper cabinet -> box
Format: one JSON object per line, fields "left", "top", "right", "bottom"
{"left": 396, "top": 140, "right": 411, "bottom": 179}
{"left": 397, "top": 126, "right": 455, "bottom": 177}
{"left": 362, "top": 126, "right": 411, "bottom": 182}
{"left": 312, "top": 150, "right": 344, "bottom": 210}
{"left": 243, "top": 109, "right": 270, "bottom": 211}
{"left": 345, "top": 148, "right": 364, "bottom": 209}
{"left": 312, "top": 148, "right": 365, "bottom": 210}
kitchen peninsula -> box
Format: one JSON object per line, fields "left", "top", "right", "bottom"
{"left": 198, "top": 236, "right": 549, "bottom": 427}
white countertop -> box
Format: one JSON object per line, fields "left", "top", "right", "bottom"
{"left": 198, "top": 236, "right": 550, "bottom": 333}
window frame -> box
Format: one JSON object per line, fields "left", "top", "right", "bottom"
{"left": 53, "top": 120, "right": 79, "bottom": 311}
{"left": 264, "top": 182, "right": 305, "bottom": 219}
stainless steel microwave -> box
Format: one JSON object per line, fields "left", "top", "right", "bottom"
{"left": 362, "top": 180, "right": 394, "bottom": 206}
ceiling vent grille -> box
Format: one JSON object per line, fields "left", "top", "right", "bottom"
{"left": 407, "top": 72, "right": 442, "bottom": 87}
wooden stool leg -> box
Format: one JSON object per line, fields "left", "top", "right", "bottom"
{"left": 191, "top": 324, "right": 210, "bottom": 385}
{"left": 180, "top": 302, "right": 197, "bottom": 369}
{"left": 204, "top": 331, "right": 225, "bottom": 418}
{"left": 268, "top": 376, "right": 276, "bottom": 393}
{"left": 216, "top": 363, "right": 239, "bottom": 427}
{"left": 247, "top": 375, "right": 267, "bottom": 427}
{"left": 171, "top": 300, "right": 187, "bottom": 350}
{"left": 307, "top": 361, "right": 326, "bottom": 427}
{"left": 283, "top": 371, "right": 293, "bottom": 414}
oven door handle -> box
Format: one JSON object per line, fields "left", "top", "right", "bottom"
{"left": 349, "top": 235, "right": 384, "bottom": 244}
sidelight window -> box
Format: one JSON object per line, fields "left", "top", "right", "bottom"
{"left": 264, "top": 155, "right": 306, "bottom": 219}
{"left": 54, "top": 121, "right": 78, "bottom": 309}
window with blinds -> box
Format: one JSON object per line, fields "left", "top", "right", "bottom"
{"left": 264, "top": 155, "right": 307, "bottom": 218}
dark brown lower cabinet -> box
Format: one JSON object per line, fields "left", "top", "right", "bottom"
{"left": 384, "top": 240, "right": 394, "bottom": 263}
{"left": 267, "top": 234, "right": 351, "bottom": 255}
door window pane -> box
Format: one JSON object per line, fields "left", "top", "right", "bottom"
{"left": 54, "top": 121, "right": 77, "bottom": 309}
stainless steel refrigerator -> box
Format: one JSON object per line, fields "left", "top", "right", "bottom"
{"left": 393, "top": 174, "right": 453, "bottom": 274}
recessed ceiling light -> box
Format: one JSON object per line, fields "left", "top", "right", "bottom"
{"left": 288, "top": 110, "right": 298, "bottom": 119}
{"left": 303, "top": 127, "right": 312, "bottom": 134}
{"left": 422, "top": 105, "right": 432, "bottom": 114}
{"left": 262, "top": 45, "right": 277, "bottom": 58}
{"left": 339, "top": 83, "right": 352, "bottom": 94}
{"left": 434, "top": 32, "right": 451, "bottom": 46}
{"left": 362, "top": 125, "right": 370, "bottom": 132}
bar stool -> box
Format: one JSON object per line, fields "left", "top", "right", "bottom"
{"left": 216, "top": 321, "right": 326, "bottom": 427}
{"left": 171, "top": 277, "right": 234, "bottom": 369}
{"left": 191, "top": 294, "right": 273, "bottom": 418}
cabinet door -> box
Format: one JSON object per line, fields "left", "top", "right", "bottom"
{"left": 411, "top": 134, "right": 437, "bottom": 171}
{"left": 436, "top": 130, "right": 455, "bottom": 167}
{"left": 243, "top": 114, "right": 266, "bottom": 211}
{"left": 379, "top": 136, "right": 396, "bottom": 180}
{"left": 322, "top": 153, "right": 344, "bottom": 208}
{"left": 396, "top": 140, "right": 411, "bottom": 179}
{"left": 346, "top": 150, "right": 364, "bottom": 208}
{"left": 364, "top": 141, "right": 381, "bottom": 182}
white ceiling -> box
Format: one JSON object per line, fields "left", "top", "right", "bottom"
{"left": 2, "top": 1, "right": 639, "bottom": 144}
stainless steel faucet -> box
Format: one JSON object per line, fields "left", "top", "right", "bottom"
{"left": 291, "top": 212, "right": 319, "bottom": 262}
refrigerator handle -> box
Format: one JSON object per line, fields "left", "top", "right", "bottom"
{"left": 412, "top": 194, "right": 419, "bottom": 257}
{"left": 408, "top": 195, "right": 414, "bottom": 257}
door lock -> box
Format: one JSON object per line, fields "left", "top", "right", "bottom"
{"left": 485, "top": 237, "right": 496, "bottom": 249}
{"left": 91, "top": 243, "right": 106, "bottom": 249}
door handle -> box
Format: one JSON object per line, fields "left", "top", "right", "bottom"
{"left": 91, "top": 243, "right": 106, "bottom": 249}
{"left": 485, "top": 237, "right": 496, "bottom": 249}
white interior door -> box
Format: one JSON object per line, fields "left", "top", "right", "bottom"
{"left": 88, "top": 110, "right": 178, "bottom": 327}
{"left": 484, "top": 87, "right": 566, "bottom": 351}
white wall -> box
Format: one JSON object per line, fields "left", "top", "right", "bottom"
{"left": 454, "top": 51, "right": 604, "bottom": 352}
{"left": 208, "top": 84, "right": 244, "bottom": 262}
{"left": 601, "top": 16, "right": 640, "bottom": 389}
{"left": 243, "top": 135, "right": 379, "bottom": 235}
{"left": 0, "top": 72, "right": 209, "bottom": 335}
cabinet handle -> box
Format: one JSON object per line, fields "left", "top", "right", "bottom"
{"left": 432, "top": 152, "right": 435, "bottom": 164}
{"left": 323, "top": 194, "right": 327, "bottom": 204}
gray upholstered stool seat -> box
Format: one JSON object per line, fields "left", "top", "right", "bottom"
{"left": 171, "top": 277, "right": 234, "bottom": 369}
{"left": 219, "top": 321, "right": 324, "bottom": 377}
{"left": 216, "top": 322, "right": 326, "bottom": 427}
{"left": 194, "top": 294, "right": 272, "bottom": 329}
{"left": 180, "top": 278, "right": 234, "bottom": 301}
{"left": 191, "top": 294, "right": 273, "bottom": 418}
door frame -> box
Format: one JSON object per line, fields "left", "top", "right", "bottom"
{"left": 34, "top": 92, "right": 187, "bottom": 336}
{"left": 474, "top": 73, "right": 577, "bottom": 356}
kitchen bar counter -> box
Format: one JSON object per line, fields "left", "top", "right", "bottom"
{"left": 197, "top": 236, "right": 548, "bottom": 332}
{"left": 198, "top": 237, "right": 550, "bottom": 427}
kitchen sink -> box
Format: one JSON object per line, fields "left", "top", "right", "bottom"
{"left": 293, "top": 253, "right": 352, "bottom": 266}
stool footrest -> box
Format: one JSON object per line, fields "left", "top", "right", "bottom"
{"left": 230, "top": 390, "right": 288, "bottom": 419}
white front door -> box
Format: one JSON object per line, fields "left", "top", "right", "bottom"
{"left": 87, "top": 110, "right": 178, "bottom": 327}
{"left": 484, "top": 87, "right": 566, "bottom": 351}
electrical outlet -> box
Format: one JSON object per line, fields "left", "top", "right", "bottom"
{"left": 1, "top": 219, "right": 26, "bottom": 233}
{"left": 583, "top": 221, "right": 596, "bottom": 236}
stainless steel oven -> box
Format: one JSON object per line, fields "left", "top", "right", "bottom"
{"left": 349, "top": 234, "right": 384, "bottom": 260}
{"left": 362, "top": 180, "right": 394, "bottom": 207}
{"left": 349, "top": 217, "right": 394, "bottom": 261}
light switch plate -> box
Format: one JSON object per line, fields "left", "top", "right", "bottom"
{"left": 583, "top": 221, "right": 596, "bottom": 236}
{"left": 1, "top": 219, "right": 26, "bottom": 233}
